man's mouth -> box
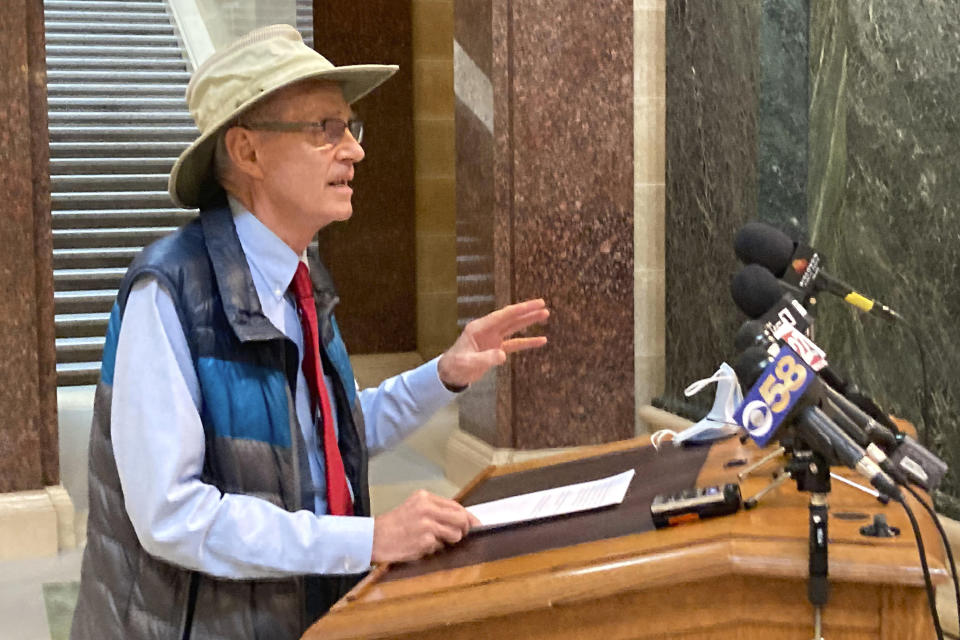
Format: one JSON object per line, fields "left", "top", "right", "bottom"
{"left": 328, "top": 179, "right": 350, "bottom": 187}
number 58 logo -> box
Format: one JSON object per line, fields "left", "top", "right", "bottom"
{"left": 735, "top": 345, "right": 813, "bottom": 447}
{"left": 758, "top": 354, "right": 808, "bottom": 411}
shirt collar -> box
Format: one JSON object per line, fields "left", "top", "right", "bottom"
{"left": 228, "top": 194, "right": 302, "bottom": 301}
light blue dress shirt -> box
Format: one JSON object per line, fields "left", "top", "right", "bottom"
{"left": 111, "top": 197, "right": 457, "bottom": 579}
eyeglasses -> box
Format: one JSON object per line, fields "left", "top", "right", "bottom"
{"left": 240, "top": 118, "right": 364, "bottom": 147}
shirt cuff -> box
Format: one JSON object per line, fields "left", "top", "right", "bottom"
{"left": 314, "top": 515, "right": 376, "bottom": 575}
{"left": 422, "top": 356, "right": 464, "bottom": 399}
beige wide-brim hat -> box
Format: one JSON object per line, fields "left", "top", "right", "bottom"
{"left": 169, "top": 24, "right": 398, "bottom": 209}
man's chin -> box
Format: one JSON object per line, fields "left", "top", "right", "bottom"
{"left": 318, "top": 205, "right": 353, "bottom": 223}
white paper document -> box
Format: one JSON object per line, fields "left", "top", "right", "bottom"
{"left": 466, "top": 469, "right": 636, "bottom": 532}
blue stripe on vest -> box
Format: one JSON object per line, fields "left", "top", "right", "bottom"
{"left": 100, "top": 303, "right": 122, "bottom": 386}
{"left": 196, "top": 357, "right": 292, "bottom": 447}
{"left": 326, "top": 316, "right": 357, "bottom": 409}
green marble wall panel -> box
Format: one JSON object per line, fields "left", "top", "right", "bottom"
{"left": 664, "top": 0, "right": 760, "bottom": 411}
{"left": 758, "top": 0, "right": 808, "bottom": 236}
{"left": 810, "top": 0, "right": 960, "bottom": 515}
{"left": 667, "top": 0, "right": 960, "bottom": 512}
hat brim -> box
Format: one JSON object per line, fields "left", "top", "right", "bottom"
{"left": 169, "top": 64, "right": 398, "bottom": 209}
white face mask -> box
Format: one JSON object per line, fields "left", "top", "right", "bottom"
{"left": 651, "top": 363, "right": 744, "bottom": 449}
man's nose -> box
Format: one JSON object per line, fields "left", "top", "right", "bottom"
{"left": 338, "top": 131, "right": 365, "bottom": 163}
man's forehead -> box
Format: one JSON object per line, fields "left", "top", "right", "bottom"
{"left": 275, "top": 79, "right": 351, "bottom": 116}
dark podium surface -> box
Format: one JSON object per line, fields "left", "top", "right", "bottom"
{"left": 385, "top": 439, "right": 711, "bottom": 582}
{"left": 304, "top": 435, "right": 945, "bottom": 639}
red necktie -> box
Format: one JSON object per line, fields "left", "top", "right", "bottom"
{"left": 290, "top": 262, "right": 353, "bottom": 516}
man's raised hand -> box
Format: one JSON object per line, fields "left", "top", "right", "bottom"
{"left": 437, "top": 298, "right": 549, "bottom": 389}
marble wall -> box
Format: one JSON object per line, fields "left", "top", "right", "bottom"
{"left": 455, "top": 0, "right": 635, "bottom": 449}
{"left": 757, "top": 0, "right": 808, "bottom": 236}
{"left": 0, "top": 0, "right": 58, "bottom": 491}
{"left": 810, "top": 0, "right": 960, "bottom": 516}
{"left": 664, "top": 0, "right": 759, "bottom": 409}
{"left": 314, "top": 1, "right": 417, "bottom": 352}
{"left": 665, "top": 0, "right": 960, "bottom": 513}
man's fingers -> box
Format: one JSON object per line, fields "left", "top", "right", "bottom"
{"left": 457, "top": 349, "right": 507, "bottom": 371}
{"left": 418, "top": 493, "right": 476, "bottom": 534}
{"left": 496, "top": 308, "right": 550, "bottom": 339}
{"left": 468, "top": 299, "right": 546, "bottom": 334}
{"left": 502, "top": 336, "right": 548, "bottom": 354}
{"left": 431, "top": 521, "right": 467, "bottom": 545}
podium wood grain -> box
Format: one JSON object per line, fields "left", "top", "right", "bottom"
{"left": 303, "top": 436, "right": 946, "bottom": 639}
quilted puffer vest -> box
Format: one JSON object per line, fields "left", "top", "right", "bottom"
{"left": 70, "top": 200, "right": 370, "bottom": 639}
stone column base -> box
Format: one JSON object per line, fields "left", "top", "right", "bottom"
{"left": 0, "top": 485, "right": 78, "bottom": 561}
{"left": 444, "top": 428, "right": 583, "bottom": 488}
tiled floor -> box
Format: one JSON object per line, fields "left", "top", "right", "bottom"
{"left": 0, "top": 353, "right": 462, "bottom": 640}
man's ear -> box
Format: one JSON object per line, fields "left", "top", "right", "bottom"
{"left": 224, "top": 126, "right": 264, "bottom": 180}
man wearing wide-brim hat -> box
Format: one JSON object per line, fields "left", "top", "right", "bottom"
{"left": 71, "top": 24, "right": 549, "bottom": 640}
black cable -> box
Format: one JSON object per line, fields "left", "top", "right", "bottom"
{"left": 905, "top": 320, "right": 933, "bottom": 448}
{"left": 895, "top": 494, "right": 944, "bottom": 639}
{"left": 905, "top": 484, "right": 960, "bottom": 635}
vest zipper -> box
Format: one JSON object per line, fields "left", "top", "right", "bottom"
{"left": 179, "top": 571, "right": 200, "bottom": 640}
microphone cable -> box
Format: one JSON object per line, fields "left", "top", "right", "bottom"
{"left": 903, "top": 319, "right": 934, "bottom": 448}
{"left": 903, "top": 482, "right": 960, "bottom": 634}
{"left": 893, "top": 494, "right": 944, "bottom": 639}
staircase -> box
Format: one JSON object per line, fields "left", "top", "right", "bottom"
{"left": 296, "top": 0, "right": 313, "bottom": 48}
{"left": 45, "top": 0, "right": 197, "bottom": 386}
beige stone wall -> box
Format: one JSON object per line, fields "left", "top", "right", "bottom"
{"left": 412, "top": 0, "right": 458, "bottom": 359}
{"left": 634, "top": 0, "right": 666, "bottom": 434}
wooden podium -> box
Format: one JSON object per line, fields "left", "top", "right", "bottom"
{"left": 303, "top": 435, "right": 946, "bottom": 639}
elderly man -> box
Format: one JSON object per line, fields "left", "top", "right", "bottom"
{"left": 70, "top": 25, "right": 548, "bottom": 640}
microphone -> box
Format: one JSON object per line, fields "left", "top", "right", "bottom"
{"left": 733, "top": 345, "right": 775, "bottom": 389}
{"left": 732, "top": 293, "right": 947, "bottom": 490}
{"left": 734, "top": 344, "right": 902, "bottom": 498}
{"left": 731, "top": 264, "right": 809, "bottom": 323}
{"left": 734, "top": 319, "right": 770, "bottom": 352}
{"left": 733, "top": 221, "right": 902, "bottom": 321}
{"left": 735, "top": 342, "right": 946, "bottom": 492}
{"left": 731, "top": 267, "right": 901, "bottom": 431}
{"left": 731, "top": 265, "right": 813, "bottom": 331}
{"left": 823, "top": 384, "right": 947, "bottom": 491}
{"left": 796, "top": 406, "right": 903, "bottom": 500}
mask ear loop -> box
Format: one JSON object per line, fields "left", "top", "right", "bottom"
{"left": 655, "top": 369, "right": 739, "bottom": 451}
{"left": 683, "top": 371, "right": 730, "bottom": 398}
{"left": 650, "top": 428, "right": 676, "bottom": 451}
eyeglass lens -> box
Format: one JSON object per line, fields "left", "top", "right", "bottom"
{"left": 319, "top": 119, "right": 363, "bottom": 146}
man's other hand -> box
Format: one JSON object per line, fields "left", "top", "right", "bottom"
{"left": 437, "top": 298, "right": 549, "bottom": 389}
{"left": 371, "top": 490, "right": 481, "bottom": 564}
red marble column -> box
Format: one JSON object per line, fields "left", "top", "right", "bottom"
{"left": 456, "top": 0, "right": 635, "bottom": 449}
{"left": 313, "top": 2, "right": 416, "bottom": 353}
{"left": 0, "top": 0, "right": 58, "bottom": 491}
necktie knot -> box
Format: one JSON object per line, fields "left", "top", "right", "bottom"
{"left": 290, "top": 261, "right": 313, "bottom": 304}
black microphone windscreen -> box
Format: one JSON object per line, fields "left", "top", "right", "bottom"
{"left": 734, "top": 222, "right": 794, "bottom": 277}
{"left": 731, "top": 264, "right": 783, "bottom": 318}
{"left": 734, "top": 319, "right": 769, "bottom": 351}
{"left": 734, "top": 345, "right": 773, "bottom": 389}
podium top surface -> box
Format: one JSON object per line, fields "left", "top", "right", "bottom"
{"left": 306, "top": 435, "right": 947, "bottom": 639}
{"left": 384, "top": 434, "right": 712, "bottom": 581}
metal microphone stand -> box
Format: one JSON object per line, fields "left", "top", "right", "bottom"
{"left": 791, "top": 448, "right": 831, "bottom": 640}
{"left": 740, "top": 442, "right": 830, "bottom": 640}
